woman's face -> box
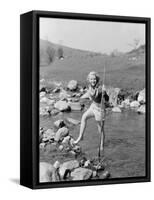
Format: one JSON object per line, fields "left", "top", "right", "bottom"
{"left": 89, "top": 74, "right": 97, "bottom": 87}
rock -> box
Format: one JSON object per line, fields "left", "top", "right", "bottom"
{"left": 66, "top": 117, "right": 80, "bottom": 125}
{"left": 70, "top": 138, "right": 75, "bottom": 146}
{"left": 112, "top": 107, "right": 122, "bottom": 113}
{"left": 43, "top": 129, "right": 55, "bottom": 141}
{"left": 69, "top": 150, "right": 76, "bottom": 156}
{"left": 137, "top": 105, "right": 145, "bottom": 114}
{"left": 50, "top": 109, "right": 60, "bottom": 116}
{"left": 39, "top": 162, "right": 58, "bottom": 182}
{"left": 47, "top": 99, "right": 55, "bottom": 106}
{"left": 138, "top": 89, "right": 145, "bottom": 103}
{"left": 67, "top": 80, "right": 78, "bottom": 91}
{"left": 130, "top": 101, "right": 140, "bottom": 108}
{"left": 72, "top": 145, "right": 81, "bottom": 153}
{"left": 40, "top": 97, "right": 49, "bottom": 103}
{"left": 40, "top": 91, "right": 46, "bottom": 98}
{"left": 54, "top": 127, "right": 69, "bottom": 142}
{"left": 59, "top": 89, "right": 70, "bottom": 100}
{"left": 120, "top": 99, "right": 130, "bottom": 108}
{"left": 84, "top": 160, "right": 91, "bottom": 168}
{"left": 92, "top": 171, "right": 97, "bottom": 178}
{"left": 53, "top": 87, "right": 60, "bottom": 93}
{"left": 68, "top": 102, "right": 82, "bottom": 111}
{"left": 59, "top": 160, "right": 79, "bottom": 179}
{"left": 40, "top": 143, "right": 46, "bottom": 149}
{"left": 54, "top": 100, "right": 71, "bottom": 111}
{"left": 40, "top": 107, "right": 49, "bottom": 116}
{"left": 100, "top": 171, "right": 110, "bottom": 179}
{"left": 59, "top": 145, "right": 64, "bottom": 151}
{"left": 71, "top": 167, "right": 93, "bottom": 180}
{"left": 62, "top": 136, "right": 71, "bottom": 145}
{"left": 53, "top": 161, "right": 61, "bottom": 169}
{"left": 54, "top": 119, "right": 65, "bottom": 128}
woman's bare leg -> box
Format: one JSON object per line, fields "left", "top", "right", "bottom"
{"left": 74, "top": 109, "right": 94, "bottom": 144}
{"left": 97, "top": 120, "right": 105, "bottom": 152}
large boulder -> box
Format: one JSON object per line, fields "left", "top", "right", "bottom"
{"left": 39, "top": 162, "right": 58, "bottom": 182}
{"left": 59, "top": 160, "right": 79, "bottom": 179}
{"left": 71, "top": 167, "right": 93, "bottom": 180}
{"left": 54, "top": 119, "right": 66, "bottom": 128}
{"left": 54, "top": 100, "right": 70, "bottom": 111}
{"left": 68, "top": 102, "right": 83, "bottom": 111}
{"left": 130, "top": 101, "right": 140, "bottom": 108}
{"left": 138, "top": 89, "right": 145, "bottom": 103}
{"left": 67, "top": 80, "right": 78, "bottom": 91}
{"left": 137, "top": 105, "right": 145, "bottom": 114}
{"left": 54, "top": 127, "right": 69, "bottom": 142}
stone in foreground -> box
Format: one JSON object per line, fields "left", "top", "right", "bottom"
{"left": 59, "top": 160, "right": 79, "bottom": 179}
{"left": 39, "top": 162, "right": 58, "bottom": 182}
{"left": 71, "top": 167, "right": 93, "bottom": 180}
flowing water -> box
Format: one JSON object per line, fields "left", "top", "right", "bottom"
{"left": 40, "top": 108, "right": 145, "bottom": 178}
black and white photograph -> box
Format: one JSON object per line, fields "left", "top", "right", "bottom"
{"left": 39, "top": 16, "right": 147, "bottom": 183}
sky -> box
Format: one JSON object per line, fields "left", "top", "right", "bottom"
{"left": 40, "top": 17, "right": 145, "bottom": 54}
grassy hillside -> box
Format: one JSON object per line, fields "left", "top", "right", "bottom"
{"left": 40, "top": 39, "right": 145, "bottom": 90}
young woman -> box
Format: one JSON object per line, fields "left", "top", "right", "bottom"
{"left": 74, "top": 71, "right": 107, "bottom": 152}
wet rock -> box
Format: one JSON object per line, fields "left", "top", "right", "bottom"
{"left": 68, "top": 102, "right": 82, "bottom": 111}
{"left": 54, "top": 100, "right": 71, "bottom": 111}
{"left": 71, "top": 167, "right": 93, "bottom": 180}
{"left": 39, "top": 162, "right": 58, "bottom": 182}
{"left": 54, "top": 119, "right": 66, "bottom": 128}
{"left": 66, "top": 117, "right": 80, "bottom": 125}
{"left": 138, "top": 89, "right": 145, "bottom": 103}
{"left": 137, "top": 105, "right": 145, "bottom": 114}
{"left": 59, "top": 160, "right": 79, "bottom": 179}
{"left": 112, "top": 107, "right": 122, "bottom": 113}
{"left": 130, "top": 101, "right": 140, "bottom": 108}
{"left": 67, "top": 80, "right": 78, "bottom": 91}
{"left": 54, "top": 127, "right": 69, "bottom": 142}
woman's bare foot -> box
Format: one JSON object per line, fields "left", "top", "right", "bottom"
{"left": 73, "top": 136, "right": 84, "bottom": 145}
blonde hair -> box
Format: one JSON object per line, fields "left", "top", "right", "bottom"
{"left": 87, "top": 71, "right": 100, "bottom": 84}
